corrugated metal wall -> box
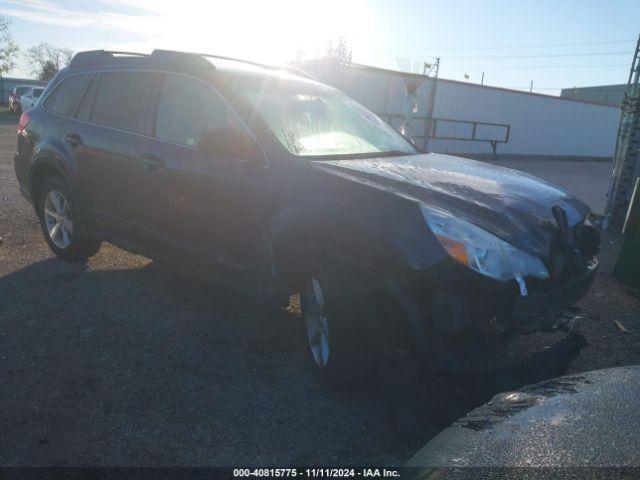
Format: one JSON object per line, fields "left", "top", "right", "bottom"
{"left": 304, "top": 61, "right": 621, "bottom": 158}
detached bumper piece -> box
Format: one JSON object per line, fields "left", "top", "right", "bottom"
{"left": 511, "top": 265, "right": 596, "bottom": 333}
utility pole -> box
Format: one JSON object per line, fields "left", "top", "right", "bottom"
{"left": 605, "top": 34, "right": 640, "bottom": 231}
{"left": 326, "top": 36, "right": 351, "bottom": 65}
{"left": 423, "top": 56, "right": 440, "bottom": 152}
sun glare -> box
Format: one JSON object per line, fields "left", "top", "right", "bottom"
{"left": 116, "top": 0, "right": 374, "bottom": 66}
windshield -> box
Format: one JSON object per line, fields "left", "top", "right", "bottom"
{"left": 229, "top": 73, "right": 416, "bottom": 158}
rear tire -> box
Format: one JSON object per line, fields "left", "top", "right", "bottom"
{"left": 299, "top": 250, "right": 378, "bottom": 387}
{"left": 37, "top": 176, "right": 101, "bottom": 262}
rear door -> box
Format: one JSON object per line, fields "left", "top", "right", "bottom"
{"left": 67, "top": 70, "right": 157, "bottom": 240}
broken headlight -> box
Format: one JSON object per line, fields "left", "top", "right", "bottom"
{"left": 421, "top": 206, "right": 549, "bottom": 282}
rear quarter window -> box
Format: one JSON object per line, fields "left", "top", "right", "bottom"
{"left": 43, "top": 75, "right": 91, "bottom": 117}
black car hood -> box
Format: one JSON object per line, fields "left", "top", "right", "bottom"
{"left": 310, "top": 153, "right": 590, "bottom": 258}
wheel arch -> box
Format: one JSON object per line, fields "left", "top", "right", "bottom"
{"left": 269, "top": 204, "right": 433, "bottom": 357}
{"left": 270, "top": 198, "right": 419, "bottom": 289}
{"left": 29, "top": 154, "right": 76, "bottom": 214}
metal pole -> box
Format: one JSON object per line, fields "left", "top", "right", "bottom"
{"left": 530, "top": 80, "right": 533, "bottom": 93}
{"left": 481, "top": 72, "right": 484, "bottom": 86}
{"left": 423, "top": 57, "right": 440, "bottom": 152}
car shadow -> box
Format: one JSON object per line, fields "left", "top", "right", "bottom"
{"left": 0, "top": 254, "right": 586, "bottom": 465}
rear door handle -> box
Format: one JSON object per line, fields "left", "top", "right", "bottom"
{"left": 65, "top": 132, "right": 82, "bottom": 148}
{"left": 139, "top": 153, "right": 165, "bottom": 172}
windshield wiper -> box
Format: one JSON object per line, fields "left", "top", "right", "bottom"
{"left": 303, "top": 150, "right": 418, "bottom": 161}
{"left": 375, "top": 150, "right": 417, "bottom": 157}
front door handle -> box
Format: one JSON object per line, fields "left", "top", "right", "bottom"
{"left": 139, "top": 153, "right": 165, "bottom": 172}
{"left": 65, "top": 132, "right": 83, "bottom": 148}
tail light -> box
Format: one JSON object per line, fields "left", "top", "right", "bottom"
{"left": 17, "top": 112, "right": 30, "bottom": 134}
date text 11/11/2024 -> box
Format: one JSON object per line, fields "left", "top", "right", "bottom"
{"left": 233, "top": 468, "right": 401, "bottom": 478}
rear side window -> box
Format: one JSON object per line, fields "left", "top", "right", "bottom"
{"left": 91, "top": 71, "right": 155, "bottom": 133}
{"left": 43, "top": 75, "right": 90, "bottom": 117}
{"left": 154, "top": 74, "right": 242, "bottom": 147}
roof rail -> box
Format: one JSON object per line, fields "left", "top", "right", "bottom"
{"left": 69, "top": 50, "right": 150, "bottom": 67}
{"left": 201, "top": 53, "right": 316, "bottom": 80}
{"left": 152, "top": 50, "right": 316, "bottom": 80}
{"left": 69, "top": 49, "right": 317, "bottom": 81}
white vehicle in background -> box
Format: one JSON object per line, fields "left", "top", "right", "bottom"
{"left": 19, "top": 87, "right": 45, "bottom": 112}
{"left": 9, "top": 85, "right": 32, "bottom": 114}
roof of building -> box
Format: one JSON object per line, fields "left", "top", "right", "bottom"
{"left": 308, "top": 59, "right": 621, "bottom": 109}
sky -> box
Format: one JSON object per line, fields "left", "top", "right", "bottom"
{"left": 1, "top": 0, "right": 638, "bottom": 95}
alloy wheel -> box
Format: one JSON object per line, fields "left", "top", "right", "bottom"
{"left": 44, "top": 190, "right": 74, "bottom": 249}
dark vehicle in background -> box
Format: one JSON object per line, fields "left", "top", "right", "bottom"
{"left": 13, "top": 50, "right": 600, "bottom": 385}
{"left": 407, "top": 367, "right": 640, "bottom": 468}
{"left": 9, "top": 85, "right": 32, "bottom": 114}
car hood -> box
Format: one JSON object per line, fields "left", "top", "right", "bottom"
{"left": 310, "top": 153, "right": 590, "bottom": 258}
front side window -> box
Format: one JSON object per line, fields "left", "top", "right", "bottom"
{"left": 91, "top": 71, "right": 155, "bottom": 133}
{"left": 228, "top": 73, "right": 416, "bottom": 158}
{"left": 44, "top": 75, "right": 90, "bottom": 117}
{"left": 154, "top": 74, "right": 243, "bottom": 147}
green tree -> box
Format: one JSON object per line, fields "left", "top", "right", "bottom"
{"left": 26, "top": 43, "right": 73, "bottom": 82}
{"left": 0, "top": 17, "right": 19, "bottom": 74}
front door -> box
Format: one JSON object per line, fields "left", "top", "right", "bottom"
{"left": 135, "top": 73, "right": 267, "bottom": 281}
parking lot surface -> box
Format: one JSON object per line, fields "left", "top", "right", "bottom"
{"left": 1, "top": 109, "right": 639, "bottom": 466}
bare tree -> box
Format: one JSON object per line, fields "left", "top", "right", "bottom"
{"left": 26, "top": 43, "right": 73, "bottom": 81}
{"left": 0, "top": 16, "right": 19, "bottom": 74}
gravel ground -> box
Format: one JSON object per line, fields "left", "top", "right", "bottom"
{"left": 0, "top": 108, "right": 639, "bottom": 466}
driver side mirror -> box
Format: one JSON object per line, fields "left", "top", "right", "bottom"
{"left": 198, "top": 127, "right": 264, "bottom": 164}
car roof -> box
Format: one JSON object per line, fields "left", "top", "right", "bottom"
{"left": 67, "top": 49, "right": 316, "bottom": 84}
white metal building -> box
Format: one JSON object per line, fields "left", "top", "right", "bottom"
{"left": 302, "top": 60, "right": 621, "bottom": 158}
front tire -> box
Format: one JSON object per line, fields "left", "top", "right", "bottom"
{"left": 38, "top": 177, "right": 101, "bottom": 261}
{"left": 299, "top": 251, "right": 378, "bottom": 387}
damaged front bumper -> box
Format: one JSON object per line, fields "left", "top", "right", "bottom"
{"left": 511, "top": 260, "right": 597, "bottom": 332}
{"left": 383, "top": 256, "right": 598, "bottom": 371}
